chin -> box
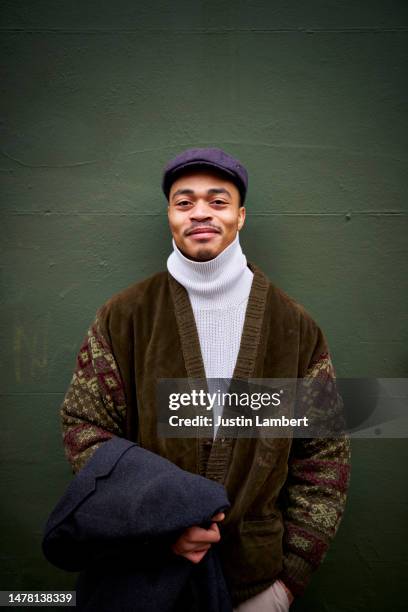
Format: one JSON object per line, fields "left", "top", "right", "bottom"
{"left": 181, "top": 245, "right": 218, "bottom": 261}
{"left": 193, "top": 248, "right": 217, "bottom": 261}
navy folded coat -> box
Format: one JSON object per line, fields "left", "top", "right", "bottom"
{"left": 42, "top": 437, "right": 232, "bottom": 612}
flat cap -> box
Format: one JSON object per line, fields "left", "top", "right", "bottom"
{"left": 162, "top": 147, "right": 248, "bottom": 204}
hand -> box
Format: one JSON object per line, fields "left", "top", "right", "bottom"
{"left": 278, "top": 580, "right": 294, "bottom": 605}
{"left": 233, "top": 579, "right": 293, "bottom": 611}
{"left": 171, "top": 512, "right": 225, "bottom": 564}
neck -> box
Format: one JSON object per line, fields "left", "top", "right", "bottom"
{"left": 167, "top": 234, "right": 253, "bottom": 310}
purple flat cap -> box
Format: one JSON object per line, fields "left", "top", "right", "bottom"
{"left": 162, "top": 147, "right": 248, "bottom": 204}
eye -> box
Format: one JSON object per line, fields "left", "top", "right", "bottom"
{"left": 176, "top": 200, "right": 192, "bottom": 207}
{"left": 212, "top": 199, "right": 226, "bottom": 206}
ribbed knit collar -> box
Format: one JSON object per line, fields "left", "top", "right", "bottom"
{"left": 167, "top": 234, "right": 253, "bottom": 310}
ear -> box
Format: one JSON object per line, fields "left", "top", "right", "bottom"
{"left": 238, "top": 206, "right": 246, "bottom": 231}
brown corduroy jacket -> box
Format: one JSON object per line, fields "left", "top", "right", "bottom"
{"left": 61, "top": 264, "right": 351, "bottom": 606}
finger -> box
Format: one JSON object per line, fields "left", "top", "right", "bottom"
{"left": 192, "top": 545, "right": 211, "bottom": 553}
{"left": 207, "top": 522, "right": 221, "bottom": 540}
{"left": 184, "top": 549, "right": 210, "bottom": 564}
{"left": 172, "top": 541, "right": 211, "bottom": 556}
{"left": 183, "top": 525, "right": 221, "bottom": 544}
{"left": 181, "top": 524, "right": 220, "bottom": 547}
{"left": 211, "top": 512, "right": 225, "bottom": 522}
{"left": 200, "top": 523, "right": 221, "bottom": 543}
{"left": 177, "top": 540, "right": 212, "bottom": 554}
{"left": 178, "top": 531, "right": 220, "bottom": 550}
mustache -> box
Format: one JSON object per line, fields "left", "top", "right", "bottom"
{"left": 184, "top": 222, "right": 222, "bottom": 236}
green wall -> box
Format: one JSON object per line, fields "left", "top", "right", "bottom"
{"left": 1, "top": 2, "right": 407, "bottom": 610}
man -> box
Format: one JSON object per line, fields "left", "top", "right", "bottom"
{"left": 61, "top": 147, "right": 351, "bottom": 611}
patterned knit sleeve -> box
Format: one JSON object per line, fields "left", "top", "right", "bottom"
{"left": 278, "top": 331, "right": 351, "bottom": 597}
{"left": 60, "top": 309, "right": 127, "bottom": 474}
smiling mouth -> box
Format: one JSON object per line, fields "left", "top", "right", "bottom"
{"left": 187, "top": 227, "right": 221, "bottom": 236}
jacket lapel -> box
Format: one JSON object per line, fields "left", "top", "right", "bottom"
{"left": 44, "top": 437, "right": 136, "bottom": 533}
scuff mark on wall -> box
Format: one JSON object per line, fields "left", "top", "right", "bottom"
{"left": 13, "top": 312, "right": 50, "bottom": 384}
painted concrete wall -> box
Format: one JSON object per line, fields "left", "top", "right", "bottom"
{"left": 1, "top": 1, "right": 407, "bottom": 610}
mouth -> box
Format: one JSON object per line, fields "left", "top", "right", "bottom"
{"left": 186, "top": 227, "right": 221, "bottom": 239}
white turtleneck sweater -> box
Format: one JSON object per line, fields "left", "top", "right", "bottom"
{"left": 167, "top": 235, "right": 253, "bottom": 435}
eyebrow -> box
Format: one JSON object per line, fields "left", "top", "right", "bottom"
{"left": 171, "top": 187, "right": 232, "bottom": 200}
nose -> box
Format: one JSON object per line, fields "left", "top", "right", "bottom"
{"left": 190, "top": 200, "right": 212, "bottom": 222}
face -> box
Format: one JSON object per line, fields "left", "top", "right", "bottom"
{"left": 167, "top": 169, "right": 246, "bottom": 261}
